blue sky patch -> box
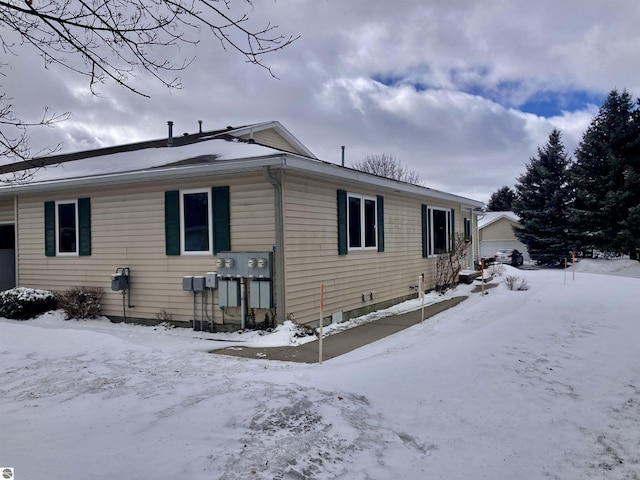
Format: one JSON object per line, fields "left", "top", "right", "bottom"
{"left": 372, "top": 69, "right": 606, "bottom": 118}
{"left": 371, "top": 74, "right": 427, "bottom": 92}
{"left": 518, "top": 90, "right": 606, "bottom": 117}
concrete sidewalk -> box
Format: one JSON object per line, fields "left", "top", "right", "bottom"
{"left": 212, "top": 296, "right": 467, "bottom": 363}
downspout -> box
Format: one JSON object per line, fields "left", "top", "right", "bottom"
{"left": 263, "top": 165, "right": 286, "bottom": 324}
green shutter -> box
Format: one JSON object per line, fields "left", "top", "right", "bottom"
{"left": 421, "top": 205, "right": 428, "bottom": 258}
{"left": 165, "top": 190, "right": 180, "bottom": 256}
{"left": 78, "top": 198, "right": 91, "bottom": 256}
{"left": 377, "top": 195, "right": 384, "bottom": 252}
{"left": 450, "top": 208, "right": 456, "bottom": 251}
{"left": 337, "top": 189, "right": 347, "bottom": 255}
{"left": 212, "top": 186, "right": 230, "bottom": 254}
{"left": 44, "top": 201, "right": 56, "bottom": 257}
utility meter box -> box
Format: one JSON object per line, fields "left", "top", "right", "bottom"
{"left": 111, "top": 273, "right": 128, "bottom": 291}
{"left": 182, "top": 276, "right": 194, "bottom": 291}
{"left": 216, "top": 251, "right": 273, "bottom": 278}
{"left": 205, "top": 272, "right": 218, "bottom": 289}
{"left": 218, "top": 279, "right": 240, "bottom": 307}
{"left": 249, "top": 280, "right": 273, "bottom": 308}
{"left": 192, "top": 276, "right": 206, "bottom": 292}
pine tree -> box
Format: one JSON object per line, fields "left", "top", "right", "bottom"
{"left": 513, "top": 129, "right": 573, "bottom": 265}
{"left": 487, "top": 186, "right": 515, "bottom": 211}
{"left": 570, "top": 89, "right": 640, "bottom": 259}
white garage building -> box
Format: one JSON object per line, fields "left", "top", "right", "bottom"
{"left": 478, "top": 211, "right": 530, "bottom": 262}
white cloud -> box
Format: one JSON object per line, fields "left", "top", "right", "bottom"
{"left": 4, "top": 0, "right": 640, "bottom": 203}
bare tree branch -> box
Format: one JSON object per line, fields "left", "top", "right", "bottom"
{"left": 0, "top": 92, "right": 69, "bottom": 183}
{"left": 352, "top": 153, "right": 424, "bottom": 186}
{"left": 0, "top": 0, "right": 299, "bottom": 93}
{"left": 0, "top": 0, "right": 298, "bottom": 181}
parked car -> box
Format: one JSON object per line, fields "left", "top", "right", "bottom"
{"left": 494, "top": 248, "right": 524, "bottom": 266}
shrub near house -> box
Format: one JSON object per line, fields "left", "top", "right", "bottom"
{"left": 0, "top": 287, "right": 56, "bottom": 320}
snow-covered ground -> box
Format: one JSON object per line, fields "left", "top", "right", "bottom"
{"left": 1, "top": 258, "right": 640, "bottom": 479}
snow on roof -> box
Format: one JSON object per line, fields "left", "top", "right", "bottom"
{"left": 0, "top": 123, "right": 484, "bottom": 208}
{"left": 0, "top": 138, "right": 282, "bottom": 185}
{"left": 478, "top": 211, "right": 520, "bottom": 229}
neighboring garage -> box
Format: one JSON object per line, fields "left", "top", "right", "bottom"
{"left": 478, "top": 211, "right": 530, "bottom": 262}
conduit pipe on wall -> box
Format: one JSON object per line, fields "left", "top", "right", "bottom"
{"left": 263, "top": 164, "right": 286, "bottom": 323}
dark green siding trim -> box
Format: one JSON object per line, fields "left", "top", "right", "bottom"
{"left": 337, "top": 189, "right": 348, "bottom": 255}
{"left": 376, "top": 195, "right": 384, "bottom": 252}
{"left": 421, "top": 204, "right": 428, "bottom": 258}
{"left": 44, "top": 201, "right": 56, "bottom": 257}
{"left": 164, "top": 190, "right": 180, "bottom": 256}
{"left": 78, "top": 197, "right": 91, "bottom": 256}
{"left": 212, "top": 186, "right": 230, "bottom": 254}
{"left": 450, "top": 208, "right": 455, "bottom": 251}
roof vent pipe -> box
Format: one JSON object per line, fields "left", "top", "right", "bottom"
{"left": 341, "top": 145, "right": 345, "bottom": 167}
{"left": 167, "top": 121, "right": 174, "bottom": 146}
{"left": 198, "top": 120, "right": 202, "bottom": 134}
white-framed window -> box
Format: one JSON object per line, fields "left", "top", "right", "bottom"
{"left": 348, "top": 193, "right": 377, "bottom": 250}
{"left": 427, "top": 207, "right": 451, "bottom": 256}
{"left": 55, "top": 199, "right": 78, "bottom": 256}
{"left": 180, "top": 188, "right": 213, "bottom": 255}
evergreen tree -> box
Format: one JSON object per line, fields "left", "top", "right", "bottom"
{"left": 513, "top": 129, "right": 573, "bottom": 265}
{"left": 570, "top": 89, "right": 640, "bottom": 259}
{"left": 487, "top": 186, "right": 515, "bottom": 211}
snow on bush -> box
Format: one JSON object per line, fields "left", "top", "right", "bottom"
{"left": 0, "top": 287, "right": 57, "bottom": 320}
{"left": 504, "top": 275, "right": 529, "bottom": 291}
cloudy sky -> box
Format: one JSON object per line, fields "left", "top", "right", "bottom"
{"left": 5, "top": 0, "right": 640, "bottom": 203}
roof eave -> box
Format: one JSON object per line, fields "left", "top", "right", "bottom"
{"left": 1, "top": 153, "right": 483, "bottom": 207}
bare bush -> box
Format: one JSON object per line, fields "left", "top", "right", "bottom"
{"left": 434, "top": 233, "right": 470, "bottom": 294}
{"left": 504, "top": 276, "right": 529, "bottom": 291}
{"left": 155, "top": 309, "right": 174, "bottom": 323}
{"left": 488, "top": 263, "right": 507, "bottom": 277}
{"left": 57, "top": 286, "right": 104, "bottom": 319}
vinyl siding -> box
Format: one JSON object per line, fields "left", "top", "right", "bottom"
{"left": 281, "top": 173, "right": 463, "bottom": 325}
{"left": 237, "top": 130, "right": 303, "bottom": 156}
{"left": 480, "top": 218, "right": 519, "bottom": 241}
{"left": 0, "top": 198, "right": 14, "bottom": 223}
{"left": 15, "top": 174, "right": 275, "bottom": 322}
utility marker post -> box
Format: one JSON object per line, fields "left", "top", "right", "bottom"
{"left": 319, "top": 284, "right": 324, "bottom": 364}
{"left": 419, "top": 274, "right": 425, "bottom": 322}
{"left": 481, "top": 259, "right": 485, "bottom": 296}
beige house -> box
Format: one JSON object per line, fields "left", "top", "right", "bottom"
{"left": 477, "top": 211, "right": 530, "bottom": 261}
{"left": 0, "top": 121, "right": 483, "bottom": 329}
